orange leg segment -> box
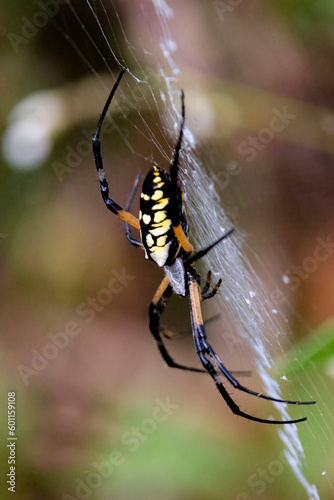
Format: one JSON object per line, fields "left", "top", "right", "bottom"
{"left": 173, "top": 224, "right": 193, "bottom": 253}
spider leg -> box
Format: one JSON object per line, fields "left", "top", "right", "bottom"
{"left": 204, "top": 343, "right": 315, "bottom": 405}
{"left": 170, "top": 90, "right": 185, "bottom": 185}
{"left": 202, "top": 279, "right": 222, "bottom": 301}
{"left": 92, "top": 68, "right": 140, "bottom": 230}
{"left": 168, "top": 90, "right": 194, "bottom": 255}
{"left": 173, "top": 224, "right": 193, "bottom": 253}
{"left": 186, "top": 228, "right": 235, "bottom": 267}
{"left": 201, "top": 270, "right": 212, "bottom": 296}
{"left": 149, "top": 276, "right": 207, "bottom": 373}
{"left": 187, "top": 273, "right": 314, "bottom": 424}
{"left": 169, "top": 92, "right": 233, "bottom": 258}
{"left": 192, "top": 314, "right": 252, "bottom": 377}
{"left": 124, "top": 173, "right": 144, "bottom": 248}
{"left": 149, "top": 277, "right": 251, "bottom": 377}
{"left": 201, "top": 270, "right": 222, "bottom": 301}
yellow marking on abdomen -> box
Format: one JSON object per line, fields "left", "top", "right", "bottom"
{"left": 150, "top": 243, "right": 171, "bottom": 267}
{"left": 152, "top": 198, "right": 168, "bottom": 210}
{"left": 142, "top": 214, "right": 151, "bottom": 224}
{"left": 154, "top": 211, "right": 167, "bottom": 223}
{"left": 150, "top": 218, "right": 171, "bottom": 236}
{"left": 156, "top": 235, "right": 168, "bottom": 247}
{"left": 151, "top": 190, "right": 163, "bottom": 201}
{"left": 146, "top": 234, "right": 154, "bottom": 247}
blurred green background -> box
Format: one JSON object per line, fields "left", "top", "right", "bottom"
{"left": 1, "top": 1, "right": 334, "bottom": 499}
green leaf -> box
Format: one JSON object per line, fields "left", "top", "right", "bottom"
{"left": 278, "top": 321, "right": 334, "bottom": 377}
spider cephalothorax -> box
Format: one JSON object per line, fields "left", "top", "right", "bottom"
{"left": 91, "top": 68, "right": 315, "bottom": 424}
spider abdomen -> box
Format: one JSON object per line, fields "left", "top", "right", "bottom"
{"left": 140, "top": 165, "right": 182, "bottom": 267}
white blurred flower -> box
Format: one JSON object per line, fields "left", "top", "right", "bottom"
{"left": 2, "top": 91, "right": 67, "bottom": 171}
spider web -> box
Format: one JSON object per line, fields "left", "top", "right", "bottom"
{"left": 62, "top": 2, "right": 325, "bottom": 494}
{"left": 8, "top": 0, "right": 333, "bottom": 498}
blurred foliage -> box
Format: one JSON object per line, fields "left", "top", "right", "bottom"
{"left": 1, "top": 1, "right": 334, "bottom": 500}
{"left": 269, "top": 1, "right": 334, "bottom": 41}
{"left": 279, "top": 320, "right": 334, "bottom": 377}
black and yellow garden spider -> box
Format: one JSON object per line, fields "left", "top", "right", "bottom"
{"left": 92, "top": 68, "right": 315, "bottom": 424}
